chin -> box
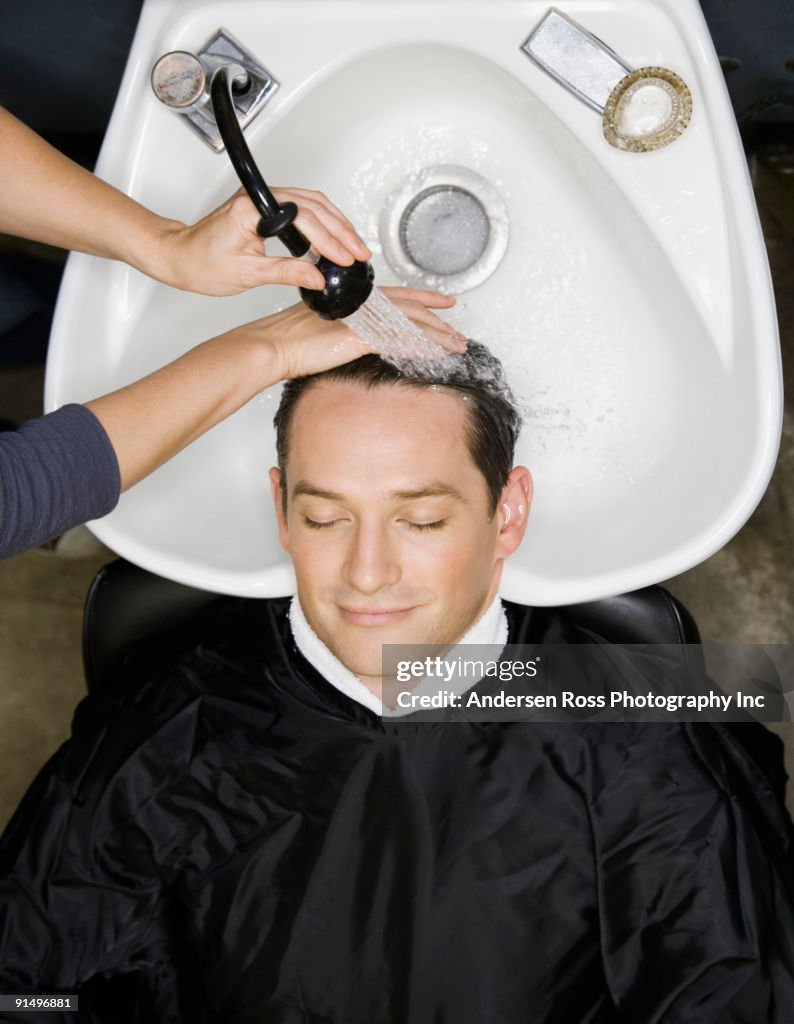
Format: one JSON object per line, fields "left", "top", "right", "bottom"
{"left": 330, "top": 620, "right": 447, "bottom": 681}
{"left": 330, "top": 634, "right": 399, "bottom": 681}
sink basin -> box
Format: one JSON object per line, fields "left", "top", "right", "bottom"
{"left": 45, "top": 0, "right": 782, "bottom": 605}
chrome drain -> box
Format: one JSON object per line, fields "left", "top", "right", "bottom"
{"left": 400, "top": 186, "right": 490, "bottom": 275}
{"left": 380, "top": 166, "right": 509, "bottom": 293}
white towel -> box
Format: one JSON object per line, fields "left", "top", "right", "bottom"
{"left": 289, "top": 595, "right": 508, "bottom": 717}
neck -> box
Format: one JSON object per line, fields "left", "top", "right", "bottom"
{"left": 289, "top": 597, "right": 508, "bottom": 716}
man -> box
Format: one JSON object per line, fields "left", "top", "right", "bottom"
{"left": 1, "top": 345, "right": 793, "bottom": 1023}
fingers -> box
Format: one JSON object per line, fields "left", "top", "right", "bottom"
{"left": 379, "top": 285, "right": 457, "bottom": 310}
{"left": 388, "top": 298, "right": 467, "bottom": 353}
{"left": 391, "top": 298, "right": 459, "bottom": 332}
{"left": 272, "top": 187, "right": 371, "bottom": 266}
{"left": 377, "top": 286, "right": 465, "bottom": 350}
{"left": 415, "top": 324, "right": 468, "bottom": 354}
{"left": 244, "top": 255, "right": 326, "bottom": 290}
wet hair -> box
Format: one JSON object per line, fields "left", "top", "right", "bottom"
{"left": 273, "top": 342, "right": 522, "bottom": 518}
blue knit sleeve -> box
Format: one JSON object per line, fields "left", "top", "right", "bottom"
{"left": 0, "top": 404, "right": 121, "bottom": 559}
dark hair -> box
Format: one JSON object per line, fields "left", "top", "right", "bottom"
{"left": 273, "top": 342, "right": 522, "bottom": 517}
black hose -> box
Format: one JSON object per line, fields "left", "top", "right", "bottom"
{"left": 209, "top": 64, "right": 374, "bottom": 318}
{"left": 209, "top": 67, "right": 310, "bottom": 257}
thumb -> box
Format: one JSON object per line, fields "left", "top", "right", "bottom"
{"left": 255, "top": 256, "right": 325, "bottom": 290}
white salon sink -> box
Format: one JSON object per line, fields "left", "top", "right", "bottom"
{"left": 46, "top": 0, "right": 781, "bottom": 604}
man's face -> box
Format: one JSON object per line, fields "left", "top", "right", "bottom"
{"left": 270, "top": 380, "right": 530, "bottom": 688}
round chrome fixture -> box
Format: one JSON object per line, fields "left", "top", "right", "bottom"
{"left": 151, "top": 51, "right": 208, "bottom": 111}
{"left": 380, "top": 166, "right": 509, "bottom": 293}
{"left": 400, "top": 186, "right": 490, "bottom": 276}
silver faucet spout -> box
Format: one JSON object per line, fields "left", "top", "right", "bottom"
{"left": 521, "top": 8, "right": 631, "bottom": 113}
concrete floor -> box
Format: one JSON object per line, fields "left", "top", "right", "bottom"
{"left": 0, "top": 157, "right": 793, "bottom": 830}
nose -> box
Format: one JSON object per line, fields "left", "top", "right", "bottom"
{"left": 342, "top": 521, "right": 401, "bottom": 595}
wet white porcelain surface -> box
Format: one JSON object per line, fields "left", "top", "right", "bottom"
{"left": 46, "top": 0, "right": 781, "bottom": 604}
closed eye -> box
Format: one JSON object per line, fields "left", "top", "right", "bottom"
{"left": 302, "top": 516, "right": 341, "bottom": 530}
{"left": 407, "top": 520, "right": 447, "bottom": 532}
{"left": 302, "top": 516, "right": 447, "bottom": 531}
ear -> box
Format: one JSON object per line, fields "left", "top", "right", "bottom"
{"left": 494, "top": 467, "right": 532, "bottom": 559}
{"left": 269, "top": 467, "right": 290, "bottom": 551}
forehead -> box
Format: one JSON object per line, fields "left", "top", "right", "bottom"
{"left": 285, "top": 379, "right": 482, "bottom": 495}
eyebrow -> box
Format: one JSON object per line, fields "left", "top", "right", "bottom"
{"left": 291, "top": 481, "right": 468, "bottom": 504}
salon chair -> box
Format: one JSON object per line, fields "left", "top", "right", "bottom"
{"left": 82, "top": 558, "right": 788, "bottom": 806}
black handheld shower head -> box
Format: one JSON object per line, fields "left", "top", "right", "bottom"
{"left": 209, "top": 66, "right": 373, "bottom": 319}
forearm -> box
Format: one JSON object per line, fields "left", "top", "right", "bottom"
{"left": 0, "top": 406, "right": 119, "bottom": 558}
{"left": 83, "top": 285, "right": 463, "bottom": 490}
{"left": 0, "top": 106, "right": 181, "bottom": 281}
{"left": 85, "top": 326, "right": 280, "bottom": 491}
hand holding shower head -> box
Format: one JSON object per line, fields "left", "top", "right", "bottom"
{"left": 209, "top": 66, "right": 373, "bottom": 319}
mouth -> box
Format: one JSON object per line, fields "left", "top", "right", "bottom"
{"left": 337, "top": 605, "right": 418, "bottom": 627}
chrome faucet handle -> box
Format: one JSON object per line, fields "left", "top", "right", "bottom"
{"left": 150, "top": 29, "right": 278, "bottom": 152}
{"left": 521, "top": 8, "right": 631, "bottom": 114}
{"left": 151, "top": 51, "right": 209, "bottom": 113}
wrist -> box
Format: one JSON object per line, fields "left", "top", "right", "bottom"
{"left": 250, "top": 326, "right": 284, "bottom": 393}
{"left": 125, "top": 215, "right": 189, "bottom": 288}
{"left": 218, "top": 318, "right": 285, "bottom": 396}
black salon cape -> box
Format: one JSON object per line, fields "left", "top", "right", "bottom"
{"left": 1, "top": 599, "right": 793, "bottom": 1024}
